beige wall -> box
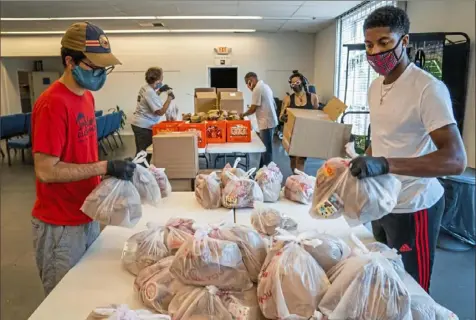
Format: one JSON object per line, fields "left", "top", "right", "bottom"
{"left": 313, "top": 21, "right": 338, "bottom": 104}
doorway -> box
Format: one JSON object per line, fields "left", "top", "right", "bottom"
{"left": 17, "top": 71, "right": 32, "bottom": 113}
{"left": 209, "top": 67, "right": 238, "bottom": 88}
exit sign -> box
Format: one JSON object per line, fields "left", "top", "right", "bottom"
{"left": 215, "top": 46, "right": 231, "bottom": 55}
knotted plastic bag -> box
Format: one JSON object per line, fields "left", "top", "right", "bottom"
{"left": 310, "top": 157, "right": 402, "bottom": 226}
{"left": 168, "top": 286, "right": 232, "bottom": 320}
{"left": 250, "top": 202, "right": 297, "bottom": 236}
{"left": 170, "top": 229, "right": 253, "bottom": 291}
{"left": 319, "top": 234, "right": 411, "bottom": 320}
{"left": 195, "top": 172, "right": 221, "bottom": 209}
{"left": 255, "top": 162, "right": 283, "bottom": 203}
{"left": 410, "top": 294, "right": 459, "bottom": 320}
{"left": 81, "top": 177, "right": 142, "bottom": 228}
{"left": 366, "top": 242, "right": 405, "bottom": 280}
{"left": 163, "top": 218, "right": 195, "bottom": 254}
{"left": 86, "top": 304, "right": 171, "bottom": 320}
{"left": 209, "top": 223, "right": 267, "bottom": 282}
{"left": 131, "top": 151, "right": 162, "bottom": 207}
{"left": 121, "top": 223, "right": 169, "bottom": 276}
{"left": 217, "top": 285, "right": 266, "bottom": 320}
{"left": 222, "top": 170, "right": 264, "bottom": 209}
{"left": 148, "top": 166, "right": 172, "bottom": 198}
{"left": 257, "top": 229, "right": 330, "bottom": 319}
{"left": 221, "top": 158, "right": 247, "bottom": 188}
{"left": 284, "top": 169, "right": 315, "bottom": 204}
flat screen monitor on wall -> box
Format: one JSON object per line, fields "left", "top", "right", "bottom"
{"left": 209, "top": 67, "right": 238, "bottom": 88}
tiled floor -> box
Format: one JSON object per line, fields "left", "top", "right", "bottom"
{"left": 1, "top": 135, "right": 475, "bottom": 319}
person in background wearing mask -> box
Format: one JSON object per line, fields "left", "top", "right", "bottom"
{"left": 280, "top": 70, "right": 320, "bottom": 172}
{"left": 32, "top": 22, "right": 136, "bottom": 296}
{"left": 351, "top": 6, "right": 466, "bottom": 293}
{"left": 242, "top": 72, "right": 279, "bottom": 167}
{"left": 131, "top": 67, "right": 174, "bottom": 160}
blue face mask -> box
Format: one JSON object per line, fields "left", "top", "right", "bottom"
{"left": 155, "top": 82, "right": 163, "bottom": 90}
{"left": 72, "top": 66, "right": 107, "bottom": 91}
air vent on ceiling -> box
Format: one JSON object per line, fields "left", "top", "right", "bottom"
{"left": 139, "top": 22, "right": 165, "bottom": 28}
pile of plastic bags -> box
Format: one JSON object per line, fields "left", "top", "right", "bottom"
{"left": 86, "top": 304, "right": 171, "bottom": 320}
{"left": 284, "top": 169, "right": 316, "bottom": 204}
{"left": 310, "top": 157, "right": 402, "bottom": 226}
{"left": 251, "top": 202, "right": 297, "bottom": 236}
{"left": 255, "top": 162, "right": 283, "bottom": 203}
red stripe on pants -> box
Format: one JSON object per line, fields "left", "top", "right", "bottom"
{"left": 423, "top": 209, "right": 430, "bottom": 292}
{"left": 415, "top": 210, "right": 428, "bottom": 291}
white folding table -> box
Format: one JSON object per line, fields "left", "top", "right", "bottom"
{"left": 28, "top": 192, "right": 233, "bottom": 320}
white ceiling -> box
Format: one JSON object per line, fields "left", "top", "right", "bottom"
{"left": 0, "top": 0, "right": 362, "bottom": 33}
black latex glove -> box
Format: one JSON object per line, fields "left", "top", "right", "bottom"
{"left": 280, "top": 113, "right": 288, "bottom": 123}
{"left": 350, "top": 156, "right": 389, "bottom": 179}
{"left": 167, "top": 91, "right": 175, "bottom": 100}
{"left": 158, "top": 84, "right": 172, "bottom": 93}
{"left": 106, "top": 159, "right": 136, "bottom": 180}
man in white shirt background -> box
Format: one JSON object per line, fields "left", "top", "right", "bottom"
{"left": 242, "top": 72, "right": 279, "bottom": 167}
{"left": 350, "top": 6, "right": 467, "bottom": 293}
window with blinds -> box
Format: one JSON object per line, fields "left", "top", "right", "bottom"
{"left": 334, "top": 0, "right": 396, "bottom": 141}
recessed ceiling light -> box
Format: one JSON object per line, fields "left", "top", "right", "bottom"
{"left": 0, "top": 29, "right": 257, "bottom": 35}
{"left": 0, "top": 16, "right": 263, "bottom": 21}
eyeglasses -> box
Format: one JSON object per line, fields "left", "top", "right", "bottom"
{"left": 290, "top": 81, "right": 302, "bottom": 87}
{"left": 80, "top": 60, "right": 115, "bottom": 76}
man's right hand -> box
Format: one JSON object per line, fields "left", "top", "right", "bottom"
{"left": 158, "top": 84, "right": 172, "bottom": 93}
{"left": 106, "top": 160, "right": 136, "bottom": 180}
{"left": 167, "top": 91, "right": 175, "bottom": 100}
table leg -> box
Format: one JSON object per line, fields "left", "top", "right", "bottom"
{"left": 246, "top": 153, "right": 250, "bottom": 171}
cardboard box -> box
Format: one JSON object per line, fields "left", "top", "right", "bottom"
{"left": 169, "top": 179, "right": 195, "bottom": 192}
{"left": 206, "top": 121, "right": 227, "bottom": 144}
{"left": 217, "top": 88, "right": 237, "bottom": 102}
{"left": 195, "top": 92, "right": 218, "bottom": 113}
{"left": 178, "top": 122, "right": 207, "bottom": 148}
{"left": 152, "top": 132, "right": 199, "bottom": 179}
{"left": 152, "top": 121, "right": 184, "bottom": 135}
{"left": 194, "top": 87, "right": 216, "bottom": 94}
{"left": 226, "top": 120, "right": 252, "bottom": 143}
{"left": 323, "top": 97, "right": 349, "bottom": 121}
{"left": 220, "top": 91, "right": 244, "bottom": 113}
{"left": 282, "top": 108, "right": 352, "bottom": 159}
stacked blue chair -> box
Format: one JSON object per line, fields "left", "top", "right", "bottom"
{"left": 0, "top": 113, "right": 29, "bottom": 166}
{"left": 95, "top": 112, "right": 125, "bottom": 155}
{"left": 95, "top": 110, "right": 104, "bottom": 117}
{"left": 96, "top": 115, "right": 108, "bottom": 155}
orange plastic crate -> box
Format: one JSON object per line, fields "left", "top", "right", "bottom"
{"left": 206, "top": 121, "right": 227, "bottom": 144}
{"left": 226, "top": 120, "right": 252, "bottom": 143}
{"left": 178, "top": 122, "right": 208, "bottom": 148}
{"left": 152, "top": 121, "right": 184, "bottom": 135}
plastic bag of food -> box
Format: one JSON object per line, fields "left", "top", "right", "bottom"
{"left": 209, "top": 224, "right": 267, "bottom": 282}
{"left": 222, "top": 170, "right": 264, "bottom": 209}
{"left": 86, "top": 304, "right": 171, "bottom": 320}
{"left": 165, "top": 101, "right": 179, "bottom": 121}
{"left": 291, "top": 230, "right": 351, "bottom": 273}
{"left": 258, "top": 229, "right": 330, "bottom": 319}
{"left": 195, "top": 172, "right": 221, "bottom": 209}
{"left": 163, "top": 218, "right": 195, "bottom": 253}
{"left": 121, "top": 223, "right": 169, "bottom": 276}
{"left": 255, "top": 162, "right": 283, "bottom": 203}
{"left": 218, "top": 285, "right": 266, "bottom": 320}
{"left": 169, "top": 286, "right": 232, "bottom": 320}
{"left": 310, "top": 157, "right": 402, "bottom": 226}
{"left": 319, "top": 234, "right": 411, "bottom": 320}
{"left": 284, "top": 169, "right": 315, "bottom": 204}
{"left": 81, "top": 177, "right": 142, "bottom": 228}
{"left": 170, "top": 229, "right": 253, "bottom": 291}
{"left": 148, "top": 165, "right": 172, "bottom": 198}
{"left": 366, "top": 242, "right": 405, "bottom": 280}
{"left": 250, "top": 202, "right": 297, "bottom": 236}
{"left": 221, "top": 158, "right": 247, "bottom": 188}
{"left": 131, "top": 151, "right": 162, "bottom": 207}
{"left": 410, "top": 294, "right": 459, "bottom": 320}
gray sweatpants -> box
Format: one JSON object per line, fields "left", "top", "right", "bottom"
{"left": 32, "top": 218, "right": 100, "bottom": 296}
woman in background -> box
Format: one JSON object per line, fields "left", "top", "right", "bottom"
{"left": 130, "top": 67, "right": 174, "bottom": 160}
{"left": 280, "top": 70, "right": 320, "bottom": 172}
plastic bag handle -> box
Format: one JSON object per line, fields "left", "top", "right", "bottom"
{"left": 345, "top": 142, "right": 359, "bottom": 159}
{"left": 232, "top": 157, "right": 242, "bottom": 168}
{"left": 275, "top": 228, "right": 323, "bottom": 247}
{"left": 294, "top": 168, "right": 309, "bottom": 178}
{"left": 350, "top": 233, "right": 370, "bottom": 254}
{"left": 245, "top": 168, "right": 256, "bottom": 177}
{"left": 133, "top": 151, "right": 150, "bottom": 168}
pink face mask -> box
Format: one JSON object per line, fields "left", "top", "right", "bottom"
{"left": 366, "top": 37, "right": 405, "bottom": 76}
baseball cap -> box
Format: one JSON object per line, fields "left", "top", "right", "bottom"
{"left": 61, "top": 22, "right": 121, "bottom": 68}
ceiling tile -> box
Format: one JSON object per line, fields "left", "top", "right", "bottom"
{"left": 294, "top": 1, "right": 361, "bottom": 18}
{"left": 174, "top": 3, "right": 238, "bottom": 15}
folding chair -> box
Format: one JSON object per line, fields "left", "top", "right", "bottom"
{"left": 96, "top": 115, "right": 108, "bottom": 155}
{"left": 0, "top": 113, "right": 28, "bottom": 166}
{"left": 95, "top": 110, "right": 104, "bottom": 117}
{"left": 7, "top": 113, "right": 32, "bottom": 164}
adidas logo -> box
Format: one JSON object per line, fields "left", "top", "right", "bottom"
{"left": 399, "top": 244, "right": 412, "bottom": 252}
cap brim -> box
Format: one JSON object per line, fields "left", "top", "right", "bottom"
{"left": 84, "top": 52, "right": 122, "bottom": 68}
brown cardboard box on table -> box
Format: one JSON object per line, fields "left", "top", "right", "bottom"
{"left": 169, "top": 179, "right": 195, "bottom": 192}
{"left": 217, "top": 88, "right": 237, "bottom": 102}
{"left": 282, "top": 97, "right": 352, "bottom": 159}
{"left": 194, "top": 88, "right": 217, "bottom": 113}
{"left": 152, "top": 132, "right": 199, "bottom": 179}
{"left": 220, "top": 91, "right": 244, "bottom": 113}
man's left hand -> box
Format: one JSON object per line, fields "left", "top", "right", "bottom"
{"left": 350, "top": 156, "right": 389, "bottom": 179}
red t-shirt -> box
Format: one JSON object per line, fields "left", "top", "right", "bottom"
{"left": 32, "top": 81, "right": 101, "bottom": 226}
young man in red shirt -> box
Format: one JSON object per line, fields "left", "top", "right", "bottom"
{"left": 32, "top": 22, "right": 136, "bottom": 296}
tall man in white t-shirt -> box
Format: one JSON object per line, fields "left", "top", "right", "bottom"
{"left": 350, "top": 6, "right": 467, "bottom": 293}
{"left": 242, "top": 72, "right": 279, "bottom": 166}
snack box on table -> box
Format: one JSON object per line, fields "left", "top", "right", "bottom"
{"left": 206, "top": 120, "right": 227, "bottom": 144}
{"left": 152, "top": 132, "right": 199, "bottom": 179}
{"left": 220, "top": 91, "right": 244, "bottom": 113}
{"left": 178, "top": 122, "right": 207, "bottom": 148}
{"left": 226, "top": 120, "right": 252, "bottom": 143}
{"left": 152, "top": 121, "right": 184, "bottom": 135}
{"left": 283, "top": 97, "right": 352, "bottom": 159}
{"left": 194, "top": 88, "right": 217, "bottom": 113}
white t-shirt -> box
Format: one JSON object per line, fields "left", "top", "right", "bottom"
{"left": 368, "top": 63, "right": 456, "bottom": 213}
{"left": 252, "top": 80, "right": 279, "bottom": 131}
{"left": 131, "top": 84, "right": 163, "bottom": 129}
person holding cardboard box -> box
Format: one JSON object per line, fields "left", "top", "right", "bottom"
{"left": 242, "top": 72, "right": 279, "bottom": 167}
{"left": 280, "top": 71, "right": 320, "bottom": 172}
{"left": 350, "top": 6, "right": 467, "bottom": 293}
{"left": 131, "top": 67, "right": 175, "bottom": 160}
